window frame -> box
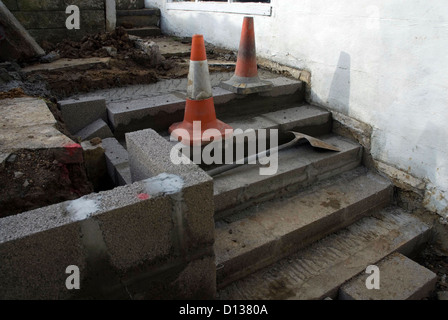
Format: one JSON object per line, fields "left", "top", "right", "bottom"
{"left": 166, "top": 0, "right": 272, "bottom": 17}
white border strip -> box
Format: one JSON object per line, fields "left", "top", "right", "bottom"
{"left": 166, "top": 2, "right": 272, "bottom": 16}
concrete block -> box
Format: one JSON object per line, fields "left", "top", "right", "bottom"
{"left": 96, "top": 195, "right": 175, "bottom": 271}
{"left": 339, "top": 253, "right": 437, "bottom": 300}
{"left": 76, "top": 119, "right": 113, "bottom": 141}
{"left": 107, "top": 93, "right": 185, "bottom": 134}
{"left": 259, "top": 76, "right": 303, "bottom": 97}
{"left": 0, "top": 172, "right": 214, "bottom": 298}
{"left": 126, "top": 129, "right": 215, "bottom": 248}
{"left": 102, "top": 137, "right": 131, "bottom": 186}
{"left": 0, "top": 222, "right": 86, "bottom": 299}
{"left": 58, "top": 96, "right": 107, "bottom": 134}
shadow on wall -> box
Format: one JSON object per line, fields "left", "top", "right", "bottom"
{"left": 310, "top": 51, "right": 351, "bottom": 117}
{"left": 327, "top": 51, "right": 351, "bottom": 116}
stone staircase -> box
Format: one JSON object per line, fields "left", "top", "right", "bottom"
{"left": 69, "top": 70, "right": 435, "bottom": 300}
{"left": 116, "top": 0, "right": 161, "bottom": 37}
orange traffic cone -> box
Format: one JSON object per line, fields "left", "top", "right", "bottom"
{"left": 169, "top": 34, "right": 233, "bottom": 146}
{"left": 221, "top": 16, "right": 272, "bottom": 94}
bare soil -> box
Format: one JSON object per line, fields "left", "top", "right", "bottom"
{"left": 0, "top": 149, "right": 93, "bottom": 218}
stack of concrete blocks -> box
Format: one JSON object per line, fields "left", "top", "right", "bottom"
{"left": 3, "top": 0, "right": 106, "bottom": 43}
{"left": 0, "top": 128, "right": 216, "bottom": 299}
{"left": 58, "top": 96, "right": 113, "bottom": 141}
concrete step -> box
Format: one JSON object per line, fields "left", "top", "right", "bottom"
{"left": 217, "top": 207, "right": 431, "bottom": 299}
{"left": 213, "top": 134, "right": 362, "bottom": 218}
{"left": 339, "top": 252, "right": 437, "bottom": 300}
{"left": 106, "top": 76, "right": 304, "bottom": 138}
{"left": 215, "top": 167, "right": 393, "bottom": 288}
{"left": 117, "top": 0, "right": 145, "bottom": 10}
{"left": 125, "top": 27, "right": 161, "bottom": 38}
{"left": 117, "top": 9, "right": 160, "bottom": 28}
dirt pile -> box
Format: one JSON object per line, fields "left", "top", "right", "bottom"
{"left": 43, "top": 27, "right": 135, "bottom": 60}
{"left": 0, "top": 149, "right": 93, "bottom": 218}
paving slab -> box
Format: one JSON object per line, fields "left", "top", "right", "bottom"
{"left": 0, "top": 97, "right": 82, "bottom": 164}
{"left": 218, "top": 207, "right": 431, "bottom": 300}
{"left": 339, "top": 252, "right": 437, "bottom": 300}
{"left": 215, "top": 167, "right": 393, "bottom": 288}
{"left": 22, "top": 57, "right": 111, "bottom": 73}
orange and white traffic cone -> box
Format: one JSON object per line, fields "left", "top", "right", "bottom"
{"left": 169, "top": 34, "right": 233, "bottom": 146}
{"left": 221, "top": 16, "right": 272, "bottom": 94}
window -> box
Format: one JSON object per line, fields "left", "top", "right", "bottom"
{"left": 167, "top": 0, "right": 272, "bottom": 17}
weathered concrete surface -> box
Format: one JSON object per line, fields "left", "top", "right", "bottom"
{"left": 126, "top": 128, "right": 215, "bottom": 251}
{"left": 0, "top": 1, "right": 45, "bottom": 61}
{"left": 76, "top": 119, "right": 113, "bottom": 141}
{"left": 0, "top": 97, "right": 82, "bottom": 165}
{"left": 218, "top": 207, "right": 431, "bottom": 300}
{"left": 226, "top": 104, "right": 331, "bottom": 134}
{"left": 58, "top": 96, "right": 107, "bottom": 134}
{"left": 0, "top": 222, "right": 87, "bottom": 299}
{"left": 23, "top": 57, "right": 111, "bottom": 73}
{"left": 215, "top": 167, "right": 393, "bottom": 288}
{"left": 158, "top": 38, "right": 191, "bottom": 58}
{"left": 339, "top": 252, "right": 437, "bottom": 300}
{"left": 102, "top": 137, "right": 132, "bottom": 186}
{"left": 213, "top": 134, "right": 361, "bottom": 218}
{"left": 0, "top": 171, "right": 216, "bottom": 299}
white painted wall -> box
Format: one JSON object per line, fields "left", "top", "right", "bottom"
{"left": 146, "top": 0, "right": 448, "bottom": 218}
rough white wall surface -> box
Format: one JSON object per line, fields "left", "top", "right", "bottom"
{"left": 147, "top": 0, "right": 448, "bottom": 218}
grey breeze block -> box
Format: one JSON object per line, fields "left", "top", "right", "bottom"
{"left": 58, "top": 96, "right": 107, "bottom": 134}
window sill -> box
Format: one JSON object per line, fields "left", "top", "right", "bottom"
{"left": 166, "top": 2, "right": 272, "bottom": 16}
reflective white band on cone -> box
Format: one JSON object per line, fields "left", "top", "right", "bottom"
{"left": 187, "top": 60, "right": 213, "bottom": 100}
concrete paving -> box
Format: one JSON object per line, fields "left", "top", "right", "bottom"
{"left": 22, "top": 57, "right": 111, "bottom": 73}
{"left": 217, "top": 207, "right": 431, "bottom": 300}
{"left": 0, "top": 97, "right": 80, "bottom": 164}
{"left": 339, "top": 252, "right": 437, "bottom": 300}
{"left": 215, "top": 167, "right": 393, "bottom": 288}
